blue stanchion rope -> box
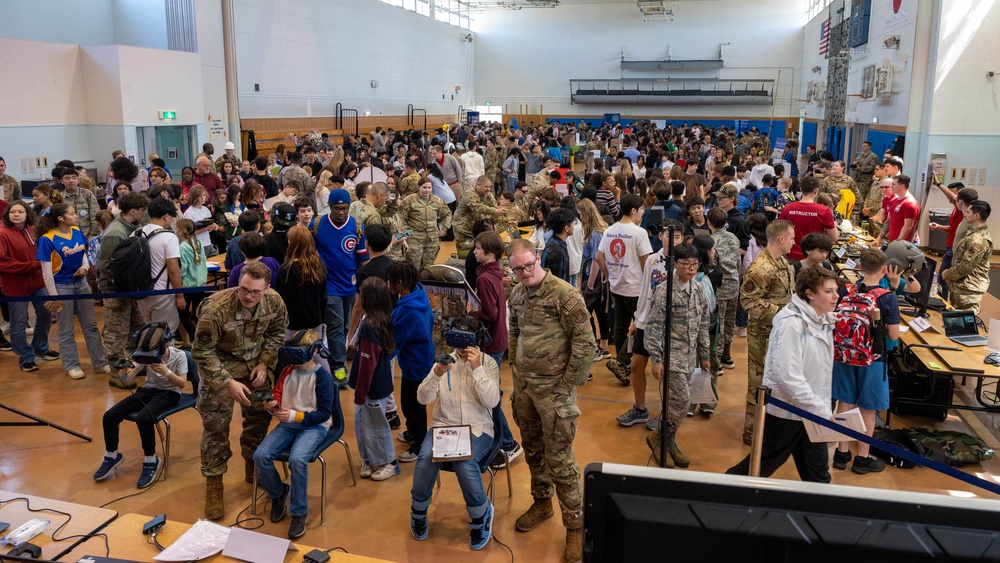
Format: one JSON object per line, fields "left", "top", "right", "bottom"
{"left": 767, "top": 395, "right": 1000, "bottom": 497}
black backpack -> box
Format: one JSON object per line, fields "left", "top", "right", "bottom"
{"left": 109, "top": 229, "right": 170, "bottom": 293}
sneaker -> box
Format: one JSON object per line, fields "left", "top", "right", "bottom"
{"left": 385, "top": 410, "right": 401, "bottom": 430}
{"left": 93, "top": 453, "right": 124, "bottom": 481}
{"left": 832, "top": 449, "right": 853, "bottom": 470}
{"left": 606, "top": 360, "right": 630, "bottom": 385}
{"left": 587, "top": 373, "right": 593, "bottom": 381}
{"left": 616, "top": 406, "right": 649, "bottom": 427}
{"left": 686, "top": 408, "right": 695, "bottom": 417}
{"left": 397, "top": 430, "right": 415, "bottom": 445}
{"left": 371, "top": 463, "right": 401, "bottom": 481}
{"left": 599, "top": 348, "right": 612, "bottom": 360}
{"left": 287, "top": 514, "right": 307, "bottom": 539}
{"left": 721, "top": 357, "right": 735, "bottom": 369}
{"left": 39, "top": 350, "right": 60, "bottom": 361}
{"left": 333, "top": 368, "right": 348, "bottom": 388}
{"left": 503, "top": 442, "right": 523, "bottom": 464}
{"left": 20, "top": 361, "right": 39, "bottom": 373}
{"left": 25, "top": 326, "right": 34, "bottom": 336}
{"left": 270, "top": 483, "right": 289, "bottom": 523}
{"left": 67, "top": 368, "right": 86, "bottom": 380}
{"left": 593, "top": 348, "right": 603, "bottom": 363}
{"left": 95, "top": 364, "right": 112, "bottom": 374}
{"left": 360, "top": 462, "right": 374, "bottom": 479}
{"left": 645, "top": 417, "right": 659, "bottom": 432}
{"left": 488, "top": 450, "right": 507, "bottom": 470}
{"left": 851, "top": 455, "right": 885, "bottom": 475}
{"left": 0, "top": 340, "right": 11, "bottom": 351}
{"left": 735, "top": 326, "right": 747, "bottom": 338}
{"left": 399, "top": 449, "right": 419, "bottom": 463}
{"left": 700, "top": 407, "right": 714, "bottom": 418}
{"left": 410, "top": 511, "right": 429, "bottom": 541}
{"left": 1, "top": 321, "right": 9, "bottom": 332}
{"left": 136, "top": 457, "right": 162, "bottom": 489}
{"left": 716, "top": 368, "right": 724, "bottom": 377}
{"left": 109, "top": 377, "right": 137, "bottom": 390}
{"left": 469, "top": 503, "right": 494, "bottom": 551}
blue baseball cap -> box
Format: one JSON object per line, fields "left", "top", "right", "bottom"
{"left": 328, "top": 189, "right": 351, "bottom": 205}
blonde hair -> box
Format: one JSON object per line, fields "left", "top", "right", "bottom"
{"left": 174, "top": 218, "right": 203, "bottom": 266}
{"left": 578, "top": 198, "right": 608, "bottom": 240}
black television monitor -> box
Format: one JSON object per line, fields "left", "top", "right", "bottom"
{"left": 584, "top": 463, "right": 1000, "bottom": 562}
{"left": 902, "top": 256, "right": 938, "bottom": 317}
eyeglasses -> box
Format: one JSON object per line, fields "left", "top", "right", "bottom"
{"left": 512, "top": 260, "right": 537, "bottom": 275}
{"left": 237, "top": 287, "right": 265, "bottom": 298}
{"left": 676, "top": 260, "right": 700, "bottom": 269}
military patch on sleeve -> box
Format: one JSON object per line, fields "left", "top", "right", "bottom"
{"left": 197, "top": 331, "right": 214, "bottom": 345}
{"left": 573, "top": 309, "right": 588, "bottom": 324}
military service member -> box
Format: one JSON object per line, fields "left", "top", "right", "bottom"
{"left": 214, "top": 141, "right": 240, "bottom": 175}
{"left": 453, "top": 175, "right": 506, "bottom": 258}
{"left": 399, "top": 176, "right": 451, "bottom": 270}
{"left": 739, "top": 219, "right": 795, "bottom": 445}
{"left": 507, "top": 238, "right": 594, "bottom": 563}
{"left": 941, "top": 201, "right": 993, "bottom": 315}
{"left": 195, "top": 262, "right": 288, "bottom": 520}
{"left": 484, "top": 137, "right": 503, "bottom": 190}
{"left": 820, "top": 161, "right": 858, "bottom": 207}
{"left": 644, "top": 244, "right": 711, "bottom": 468}
{"left": 851, "top": 141, "right": 879, "bottom": 197}
{"left": 0, "top": 157, "right": 21, "bottom": 202}
{"left": 398, "top": 160, "right": 422, "bottom": 199}
{"left": 279, "top": 151, "right": 316, "bottom": 201}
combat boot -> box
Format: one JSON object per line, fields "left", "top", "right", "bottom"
{"left": 564, "top": 527, "right": 583, "bottom": 563}
{"left": 668, "top": 441, "right": 690, "bottom": 468}
{"left": 205, "top": 475, "right": 225, "bottom": 520}
{"left": 646, "top": 432, "right": 674, "bottom": 468}
{"left": 515, "top": 497, "right": 554, "bottom": 532}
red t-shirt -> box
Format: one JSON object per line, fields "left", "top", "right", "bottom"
{"left": 193, "top": 172, "right": 225, "bottom": 200}
{"left": 778, "top": 201, "right": 836, "bottom": 260}
{"left": 888, "top": 193, "right": 920, "bottom": 242}
{"left": 946, "top": 206, "right": 964, "bottom": 248}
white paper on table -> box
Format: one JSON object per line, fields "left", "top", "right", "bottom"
{"left": 222, "top": 527, "right": 298, "bottom": 563}
{"left": 909, "top": 316, "right": 935, "bottom": 333}
{"left": 987, "top": 319, "right": 1000, "bottom": 353}
{"left": 688, "top": 368, "right": 717, "bottom": 404}
{"left": 802, "top": 408, "right": 866, "bottom": 443}
{"left": 155, "top": 519, "right": 231, "bottom": 561}
{"left": 844, "top": 258, "right": 857, "bottom": 270}
{"left": 899, "top": 325, "right": 910, "bottom": 334}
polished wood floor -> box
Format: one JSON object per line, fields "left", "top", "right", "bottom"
{"left": 3, "top": 245, "right": 1000, "bottom": 563}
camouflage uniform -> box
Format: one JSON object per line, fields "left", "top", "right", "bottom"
{"left": 98, "top": 216, "right": 145, "bottom": 364}
{"left": 711, "top": 229, "right": 741, "bottom": 369}
{"left": 0, "top": 174, "right": 22, "bottom": 202}
{"left": 485, "top": 146, "right": 503, "bottom": 187}
{"left": 525, "top": 171, "right": 552, "bottom": 200}
{"left": 942, "top": 224, "right": 993, "bottom": 315}
{"left": 852, "top": 152, "right": 879, "bottom": 198}
{"left": 195, "top": 288, "right": 288, "bottom": 477}
{"left": 821, "top": 174, "right": 859, "bottom": 203}
{"left": 214, "top": 154, "right": 240, "bottom": 175}
{"left": 399, "top": 193, "right": 451, "bottom": 271}
{"left": 645, "top": 274, "right": 711, "bottom": 445}
{"left": 278, "top": 164, "right": 316, "bottom": 200}
{"left": 739, "top": 249, "right": 793, "bottom": 443}
{"left": 381, "top": 203, "right": 408, "bottom": 262}
{"left": 509, "top": 272, "right": 595, "bottom": 530}
{"left": 399, "top": 172, "right": 422, "bottom": 199}
{"left": 62, "top": 188, "right": 101, "bottom": 237}
{"left": 453, "top": 189, "right": 503, "bottom": 258}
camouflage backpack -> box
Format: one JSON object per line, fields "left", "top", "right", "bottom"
{"left": 908, "top": 428, "right": 995, "bottom": 466}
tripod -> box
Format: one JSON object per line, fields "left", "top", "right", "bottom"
{"left": 0, "top": 403, "right": 92, "bottom": 442}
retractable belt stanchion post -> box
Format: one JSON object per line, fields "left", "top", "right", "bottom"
{"left": 659, "top": 225, "right": 676, "bottom": 468}
{"left": 748, "top": 386, "right": 771, "bottom": 477}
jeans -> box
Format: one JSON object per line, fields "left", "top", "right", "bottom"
{"left": 568, "top": 273, "right": 578, "bottom": 288}
{"left": 55, "top": 278, "right": 107, "bottom": 371}
{"left": 940, "top": 248, "right": 953, "bottom": 299}
{"left": 103, "top": 387, "right": 180, "bottom": 456}
{"left": 411, "top": 430, "right": 492, "bottom": 520}
{"left": 735, "top": 302, "right": 748, "bottom": 328}
{"left": 8, "top": 287, "right": 52, "bottom": 366}
{"left": 355, "top": 397, "right": 396, "bottom": 467}
{"left": 325, "top": 294, "right": 356, "bottom": 371}
{"left": 253, "top": 423, "right": 328, "bottom": 517}
{"left": 487, "top": 351, "right": 517, "bottom": 451}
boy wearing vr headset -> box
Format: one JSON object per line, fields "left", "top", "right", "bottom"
{"left": 93, "top": 322, "right": 189, "bottom": 488}
{"left": 252, "top": 329, "right": 334, "bottom": 539}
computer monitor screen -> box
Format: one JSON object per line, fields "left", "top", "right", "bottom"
{"left": 584, "top": 463, "right": 1000, "bottom": 562}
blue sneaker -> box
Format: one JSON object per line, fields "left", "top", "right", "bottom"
{"left": 469, "top": 503, "right": 493, "bottom": 550}
{"left": 93, "top": 453, "right": 124, "bottom": 481}
{"left": 136, "top": 457, "right": 162, "bottom": 489}
{"left": 410, "top": 510, "right": 428, "bottom": 541}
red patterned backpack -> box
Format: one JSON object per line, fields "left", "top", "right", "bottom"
{"left": 834, "top": 284, "right": 890, "bottom": 366}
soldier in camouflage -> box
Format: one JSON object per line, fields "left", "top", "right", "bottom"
{"left": 278, "top": 152, "right": 316, "bottom": 201}
{"left": 820, "top": 162, "right": 859, "bottom": 207}
{"left": 0, "top": 157, "right": 22, "bottom": 202}
{"left": 851, "top": 141, "right": 879, "bottom": 197}
{"left": 453, "top": 176, "right": 506, "bottom": 258}
{"left": 739, "top": 220, "right": 795, "bottom": 445}
{"left": 941, "top": 201, "right": 993, "bottom": 315}
{"left": 506, "top": 238, "right": 594, "bottom": 563}
{"left": 398, "top": 161, "right": 422, "bottom": 199}
{"left": 195, "top": 262, "right": 288, "bottom": 520}
{"left": 485, "top": 138, "right": 504, "bottom": 189}
{"left": 707, "top": 208, "right": 740, "bottom": 373}
{"left": 399, "top": 176, "right": 451, "bottom": 271}
{"left": 644, "top": 245, "right": 711, "bottom": 469}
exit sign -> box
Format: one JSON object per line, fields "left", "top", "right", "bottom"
{"left": 484, "top": 101, "right": 491, "bottom": 105}
{"left": 158, "top": 110, "right": 177, "bottom": 120}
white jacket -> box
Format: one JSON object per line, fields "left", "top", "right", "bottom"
{"left": 763, "top": 294, "right": 836, "bottom": 421}
{"left": 417, "top": 352, "right": 500, "bottom": 438}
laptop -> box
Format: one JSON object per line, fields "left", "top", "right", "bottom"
{"left": 942, "top": 310, "right": 988, "bottom": 347}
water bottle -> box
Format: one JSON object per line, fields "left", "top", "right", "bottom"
{"left": 931, "top": 273, "right": 940, "bottom": 298}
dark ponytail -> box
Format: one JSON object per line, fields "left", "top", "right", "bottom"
{"left": 35, "top": 202, "right": 70, "bottom": 242}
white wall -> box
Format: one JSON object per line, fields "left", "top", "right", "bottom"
{"left": 232, "top": 0, "right": 475, "bottom": 119}
{"left": 111, "top": 0, "right": 168, "bottom": 50}
{"left": 473, "top": 0, "right": 805, "bottom": 117}
{"left": 118, "top": 46, "right": 204, "bottom": 125}
{"left": 0, "top": 0, "right": 167, "bottom": 49}
{"left": 196, "top": 0, "right": 231, "bottom": 147}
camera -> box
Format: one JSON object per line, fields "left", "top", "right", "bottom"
{"left": 435, "top": 354, "right": 456, "bottom": 366}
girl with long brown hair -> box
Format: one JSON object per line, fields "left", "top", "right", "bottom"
{"left": 275, "top": 226, "right": 329, "bottom": 372}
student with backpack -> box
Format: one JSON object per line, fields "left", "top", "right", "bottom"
{"left": 831, "top": 248, "right": 901, "bottom": 475}
{"left": 128, "top": 198, "right": 184, "bottom": 332}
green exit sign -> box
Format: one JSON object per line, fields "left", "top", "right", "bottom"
{"left": 158, "top": 110, "right": 176, "bottom": 119}
{"left": 484, "top": 101, "right": 491, "bottom": 105}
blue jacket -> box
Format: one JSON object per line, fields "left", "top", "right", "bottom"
{"left": 390, "top": 284, "right": 435, "bottom": 382}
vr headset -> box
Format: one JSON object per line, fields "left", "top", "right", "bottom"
{"left": 129, "top": 322, "right": 175, "bottom": 366}
{"left": 277, "top": 328, "right": 330, "bottom": 366}
{"left": 442, "top": 316, "right": 492, "bottom": 350}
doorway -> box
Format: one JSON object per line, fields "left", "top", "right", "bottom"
{"left": 154, "top": 126, "right": 195, "bottom": 176}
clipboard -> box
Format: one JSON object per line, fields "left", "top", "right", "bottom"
{"left": 431, "top": 425, "right": 473, "bottom": 462}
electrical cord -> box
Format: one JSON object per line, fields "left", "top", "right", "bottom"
{"left": 230, "top": 489, "right": 266, "bottom": 530}
{"left": 492, "top": 533, "right": 515, "bottom": 563}
{"left": 0, "top": 497, "right": 110, "bottom": 557}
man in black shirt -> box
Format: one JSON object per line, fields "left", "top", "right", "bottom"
{"left": 252, "top": 156, "right": 279, "bottom": 198}
{"left": 541, "top": 208, "right": 574, "bottom": 283}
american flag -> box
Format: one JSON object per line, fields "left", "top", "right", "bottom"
{"left": 819, "top": 17, "right": 831, "bottom": 55}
